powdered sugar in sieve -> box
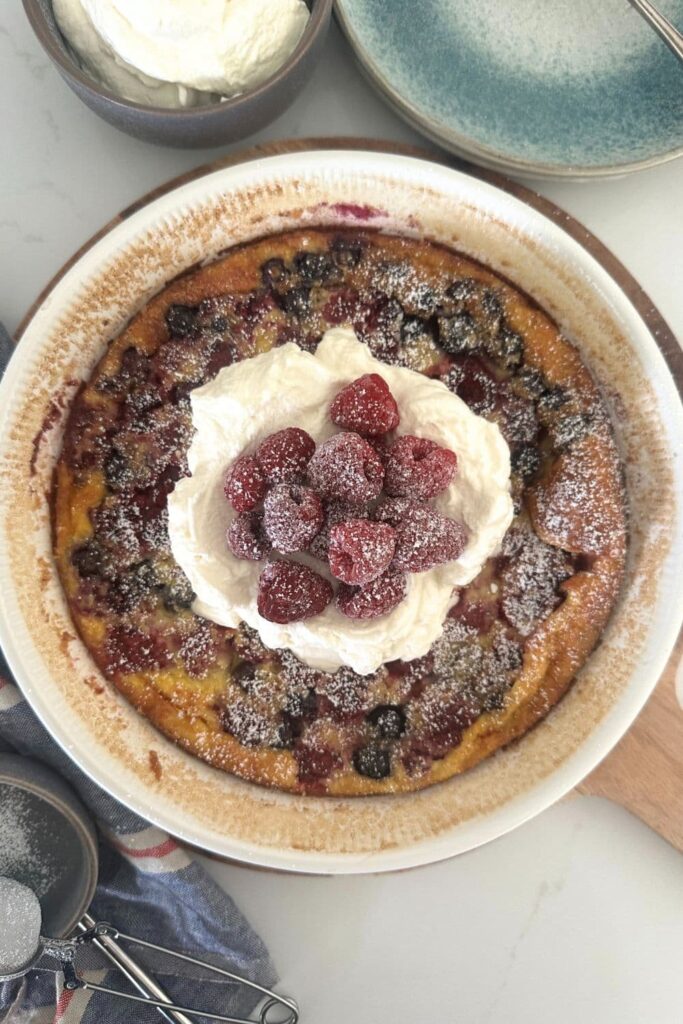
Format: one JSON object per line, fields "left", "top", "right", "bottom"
{"left": 0, "top": 876, "right": 42, "bottom": 975}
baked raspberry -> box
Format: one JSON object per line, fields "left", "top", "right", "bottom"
{"left": 226, "top": 513, "right": 269, "bottom": 561}
{"left": 257, "top": 561, "right": 333, "bottom": 623}
{"left": 307, "top": 432, "right": 384, "bottom": 504}
{"left": 295, "top": 745, "right": 343, "bottom": 786}
{"left": 375, "top": 498, "right": 467, "bottom": 572}
{"left": 384, "top": 435, "right": 457, "bottom": 499}
{"left": 448, "top": 597, "right": 499, "bottom": 633}
{"left": 328, "top": 519, "right": 396, "bottom": 585}
{"left": 337, "top": 570, "right": 407, "bottom": 619}
{"left": 309, "top": 500, "right": 368, "bottom": 562}
{"left": 330, "top": 373, "right": 400, "bottom": 436}
{"left": 224, "top": 455, "right": 266, "bottom": 513}
{"left": 443, "top": 356, "right": 499, "bottom": 414}
{"left": 409, "top": 692, "right": 481, "bottom": 759}
{"left": 256, "top": 427, "right": 316, "bottom": 484}
{"left": 262, "top": 484, "right": 324, "bottom": 554}
{"left": 322, "top": 288, "right": 361, "bottom": 326}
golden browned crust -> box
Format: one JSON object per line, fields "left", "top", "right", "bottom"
{"left": 53, "top": 229, "right": 627, "bottom": 796}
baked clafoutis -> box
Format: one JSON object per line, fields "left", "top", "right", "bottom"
{"left": 53, "top": 230, "right": 627, "bottom": 796}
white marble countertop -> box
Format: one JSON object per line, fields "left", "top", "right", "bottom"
{"left": 2, "top": 8, "right": 682, "bottom": 1023}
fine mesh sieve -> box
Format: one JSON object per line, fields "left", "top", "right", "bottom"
{"left": 0, "top": 754, "right": 297, "bottom": 1024}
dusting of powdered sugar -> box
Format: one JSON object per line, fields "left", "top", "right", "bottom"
{"left": 0, "top": 786, "right": 64, "bottom": 898}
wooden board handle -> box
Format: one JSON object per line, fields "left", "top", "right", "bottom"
{"left": 577, "top": 635, "right": 683, "bottom": 851}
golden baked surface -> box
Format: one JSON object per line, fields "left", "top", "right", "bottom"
{"left": 53, "top": 230, "right": 627, "bottom": 795}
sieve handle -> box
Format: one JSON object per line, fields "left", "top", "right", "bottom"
{"left": 72, "top": 917, "right": 298, "bottom": 1023}
{"left": 77, "top": 912, "right": 196, "bottom": 1024}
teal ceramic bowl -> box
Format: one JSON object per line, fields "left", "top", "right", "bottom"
{"left": 336, "top": 0, "right": 683, "bottom": 178}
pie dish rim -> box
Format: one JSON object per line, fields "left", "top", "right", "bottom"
{"left": 0, "top": 142, "right": 681, "bottom": 873}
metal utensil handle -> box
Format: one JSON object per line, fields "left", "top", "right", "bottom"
{"left": 76, "top": 913, "right": 195, "bottom": 1024}
{"left": 628, "top": 0, "right": 683, "bottom": 62}
{"left": 66, "top": 981, "right": 283, "bottom": 1024}
{"left": 70, "top": 917, "right": 298, "bottom": 1024}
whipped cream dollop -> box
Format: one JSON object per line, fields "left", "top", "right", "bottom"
{"left": 54, "top": 0, "right": 309, "bottom": 108}
{"left": 167, "top": 328, "right": 513, "bottom": 675}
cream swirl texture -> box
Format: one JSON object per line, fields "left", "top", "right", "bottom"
{"left": 167, "top": 328, "right": 513, "bottom": 675}
{"left": 54, "top": 0, "right": 309, "bottom": 107}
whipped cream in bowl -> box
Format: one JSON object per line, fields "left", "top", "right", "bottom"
{"left": 53, "top": 0, "right": 310, "bottom": 108}
{"left": 168, "top": 328, "right": 513, "bottom": 675}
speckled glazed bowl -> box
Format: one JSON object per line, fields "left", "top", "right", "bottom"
{"left": 22, "top": 0, "right": 332, "bottom": 148}
{"left": 336, "top": 0, "right": 683, "bottom": 179}
{"left": 0, "top": 148, "right": 681, "bottom": 873}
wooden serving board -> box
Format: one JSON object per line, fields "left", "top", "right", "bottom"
{"left": 577, "top": 637, "right": 683, "bottom": 851}
{"left": 9, "top": 136, "right": 683, "bottom": 854}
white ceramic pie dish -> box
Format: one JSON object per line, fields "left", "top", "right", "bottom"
{"left": 0, "top": 149, "right": 681, "bottom": 874}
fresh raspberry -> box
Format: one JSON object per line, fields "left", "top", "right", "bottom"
{"left": 337, "top": 570, "right": 407, "bottom": 619}
{"left": 373, "top": 496, "right": 418, "bottom": 528}
{"left": 262, "top": 484, "right": 324, "bottom": 554}
{"left": 375, "top": 498, "right": 467, "bottom": 572}
{"left": 224, "top": 455, "right": 266, "bottom": 513}
{"left": 226, "top": 513, "right": 269, "bottom": 561}
{"left": 328, "top": 519, "right": 396, "bottom": 585}
{"left": 257, "top": 561, "right": 333, "bottom": 623}
{"left": 384, "top": 435, "right": 457, "bottom": 499}
{"left": 366, "top": 433, "right": 391, "bottom": 465}
{"left": 309, "top": 500, "right": 368, "bottom": 562}
{"left": 256, "top": 427, "right": 316, "bottom": 484}
{"left": 307, "top": 432, "right": 384, "bottom": 504}
{"left": 330, "top": 373, "right": 400, "bottom": 436}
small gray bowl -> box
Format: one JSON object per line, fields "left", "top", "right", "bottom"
{"left": 22, "top": 0, "right": 333, "bottom": 148}
{"left": 0, "top": 754, "right": 98, "bottom": 939}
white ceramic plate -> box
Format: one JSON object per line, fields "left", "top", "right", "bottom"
{"left": 0, "top": 150, "right": 681, "bottom": 874}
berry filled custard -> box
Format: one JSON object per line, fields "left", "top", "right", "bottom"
{"left": 53, "top": 230, "right": 627, "bottom": 796}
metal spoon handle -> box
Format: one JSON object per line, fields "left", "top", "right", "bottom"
{"left": 628, "top": 0, "right": 683, "bottom": 62}
{"left": 77, "top": 913, "right": 195, "bottom": 1024}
